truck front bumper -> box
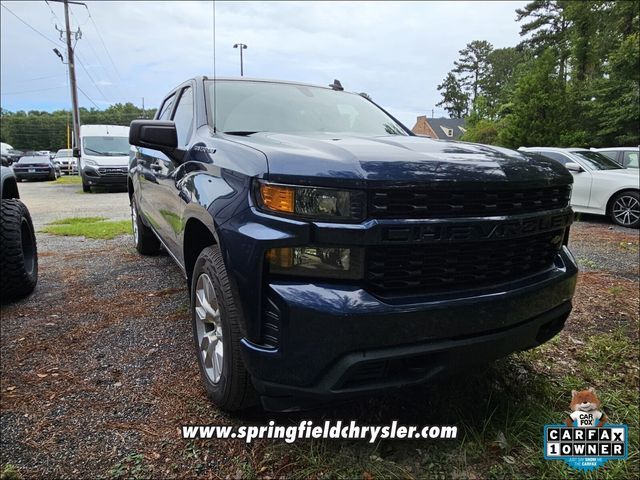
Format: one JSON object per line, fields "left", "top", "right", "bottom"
{"left": 239, "top": 247, "right": 577, "bottom": 410}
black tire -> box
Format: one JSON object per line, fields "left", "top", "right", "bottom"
{"left": 48, "top": 170, "right": 56, "bottom": 181}
{"left": 0, "top": 199, "right": 38, "bottom": 302}
{"left": 81, "top": 174, "right": 91, "bottom": 193}
{"left": 191, "top": 245, "right": 255, "bottom": 411}
{"left": 609, "top": 191, "right": 639, "bottom": 228}
{"left": 131, "top": 196, "right": 160, "bottom": 255}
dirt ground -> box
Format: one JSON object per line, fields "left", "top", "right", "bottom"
{"left": 1, "top": 183, "right": 638, "bottom": 479}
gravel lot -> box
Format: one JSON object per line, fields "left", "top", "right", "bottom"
{"left": 16, "top": 181, "right": 129, "bottom": 228}
{"left": 1, "top": 181, "right": 638, "bottom": 478}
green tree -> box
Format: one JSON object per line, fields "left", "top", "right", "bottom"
{"left": 481, "top": 47, "right": 528, "bottom": 119}
{"left": 436, "top": 72, "right": 469, "bottom": 119}
{"left": 516, "top": 0, "right": 570, "bottom": 83}
{"left": 498, "top": 50, "right": 568, "bottom": 148}
{"left": 453, "top": 40, "right": 494, "bottom": 103}
{"left": 0, "top": 104, "right": 154, "bottom": 151}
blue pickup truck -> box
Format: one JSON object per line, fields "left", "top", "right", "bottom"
{"left": 127, "top": 77, "right": 578, "bottom": 411}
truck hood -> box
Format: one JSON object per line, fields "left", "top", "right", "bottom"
{"left": 230, "top": 133, "right": 572, "bottom": 188}
{"left": 82, "top": 153, "right": 129, "bottom": 167}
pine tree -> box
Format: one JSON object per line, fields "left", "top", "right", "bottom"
{"left": 453, "top": 40, "right": 494, "bottom": 103}
{"left": 436, "top": 73, "right": 469, "bottom": 119}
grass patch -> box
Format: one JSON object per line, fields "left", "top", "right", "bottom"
{"left": 41, "top": 216, "right": 131, "bottom": 239}
{"left": 48, "top": 216, "right": 106, "bottom": 225}
{"left": 49, "top": 175, "right": 81, "bottom": 185}
{"left": 0, "top": 464, "right": 21, "bottom": 480}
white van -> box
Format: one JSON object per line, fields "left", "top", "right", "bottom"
{"left": 78, "top": 124, "right": 130, "bottom": 192}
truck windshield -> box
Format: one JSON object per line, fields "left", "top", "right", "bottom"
{"left": 83, "top": 136, "right": 130, "bottom": 156}
{"left": 206, "top": 80, "right": 407, "bottom": 136}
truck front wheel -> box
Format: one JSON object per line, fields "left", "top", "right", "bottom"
{"left": 0, "top": 199, "right": 38, "bottom": 302}
{"left": 81, "top": 175, "right": 91, "bottom": 192}
{"left": 191, "top": 245, "right": 255, "bottom": 411}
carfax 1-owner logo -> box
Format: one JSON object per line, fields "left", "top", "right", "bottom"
{"left": 544, "top": 388, "right": 628, "bottom": 471}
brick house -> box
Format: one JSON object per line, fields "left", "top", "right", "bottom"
{"left": 411, "top": 116, "right": 467, "bottom": 140}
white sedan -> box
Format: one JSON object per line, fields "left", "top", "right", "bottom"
{"left": 519, "top": 147, "right": 640, "bottom": 228}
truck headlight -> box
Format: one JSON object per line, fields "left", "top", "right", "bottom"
{"left": 83, "top": 158, "right": 98, "bottom": 166}
{"left": 256, "top": 181, "right": 364, "bottom": 221}
{"left": 266, "top": 247, "right": 364, "bottom": 279}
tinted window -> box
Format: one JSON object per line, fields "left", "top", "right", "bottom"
{"left": 83, "top": 136, "right": 130, "bottom": 156}
{"left": 158, "top": 94, "right": 176, "bottom": 120}
{"left": 599, "top": 151, "right": 619, "bottom": 162}
{"left": 535, "top": 151, "right": 572, "bottom": 165}
{"left": 623, "top": 151, "right": 639, "bottom": 168}
{"left": 205, "top": 80, "right": 407, "bottom": 136}
{"left": 19, "top": 156, "right": 49, "bottom": 164}
{"left": 172, "top": 87, "right": 194, "bottom": 146}
{"left": 573, "top": 151, "right": 623, "bottom": 170}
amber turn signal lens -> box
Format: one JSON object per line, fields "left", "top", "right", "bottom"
{"left": 260, "top": 184, "right": 295, "bottom": 213}
{"left": 266, "top": 247, "right": 294, "bottom": 268}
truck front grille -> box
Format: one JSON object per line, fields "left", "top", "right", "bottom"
{"left": 369, "top": 185, "right": 571, "bottom": 218}
{"left": 98, "top": 167, "right": 128, "bottom": 176}
{"left": 365, "top": 229, "right": 565, "bottom": 295}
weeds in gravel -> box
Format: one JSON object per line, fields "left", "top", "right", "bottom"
{"left": 0, "top": 464, "right": 21, "bottom": 480}
{"left": 107, "top": 453, "right": 149, "bottom": 480}
{"left": 40, "top": 217, "right": 131, "bottom": 239}
{"left": 578, "top": 258, "right": 599, "bottom": 269}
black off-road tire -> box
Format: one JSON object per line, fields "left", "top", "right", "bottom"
{"left": 191, "top": 245, "right": 256, "bottom": 411}
{"left": 131, "top": 196, "right": 160, "bottom": 255}
{"left": 1, "top": 199, "right": 38, "bottom": 302}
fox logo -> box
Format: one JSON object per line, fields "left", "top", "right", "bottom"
{"left": 565, "top": 388, "right": 608, "bottom": 428}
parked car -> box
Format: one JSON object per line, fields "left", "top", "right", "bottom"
{"left": 54, "top": 148, "right": 78, "bottom": 175}
{"left": 128, "top": 77, "right": 578, "bottom": 412}
{"left": 519, "top": 147, "right": 639, "bottom": 228}
{"left": 78, "top": 125, "right": 130, "bottom": 192}
{"left": 1, "top": 149, "right": 23, "bottom": 167}
{"left": 12, "top": 155, "right": 61, "bottom": 181}
{"left": 0, "top": 166, "right": 38, "bottom": 301}
{"left": 591, "top": 147, "right": 639, "bottom": 169}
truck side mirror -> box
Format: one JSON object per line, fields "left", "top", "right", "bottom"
{"left": 72, "top": 147, "right": 80, "bottom": 158}
{"left": 129, "top": 120, "right": 178, "bottom": 152}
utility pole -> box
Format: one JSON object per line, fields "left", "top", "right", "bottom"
{"left": 233, "top": 43, "right": 247, "bottom": 76}
{"left": 51, "top": 0, "right": 86, "bottom": 152}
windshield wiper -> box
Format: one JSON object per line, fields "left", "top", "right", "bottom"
{"left": 84, "top": 147, "right": 108, "bottom": 155}
{"left": 223, "top": 131, "right": 261, "bottom": 136}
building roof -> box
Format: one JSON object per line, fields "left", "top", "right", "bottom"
{"left": 411, "top": 116, "right": 466, "bottom": 140}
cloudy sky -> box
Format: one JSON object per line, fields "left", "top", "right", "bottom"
{"left": 1, "top": 1, "right": 526, "bottom": 127}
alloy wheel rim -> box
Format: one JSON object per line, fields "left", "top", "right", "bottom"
{"left": 194, "top": 273, "right": 224, "bottom": 384}
{"left": 612, "top": 195, "right": 639, "bottom": 226}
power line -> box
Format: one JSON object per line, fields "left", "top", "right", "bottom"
{"left": 85, "top": 5, "right": 122, "bottom": 80}
{"left": 74, "top": 51, "right": 109, "bottom": 102}
{"left": 21, "top": 73, "right": 66, "bottom": 82}
{"left": 1, "top": 3, "right": 60, "bottom": 46}
{"left": 44, "top": 0, "right": 64, "bottom": 28}
{"left": 69, "top": 5, "right": 115, "bottom": 85}
{"left": 1, "top": 86, "right": 66, "bottom": 96}
{"left": 76, "top": 85, "right": 100, "bottom": 109}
